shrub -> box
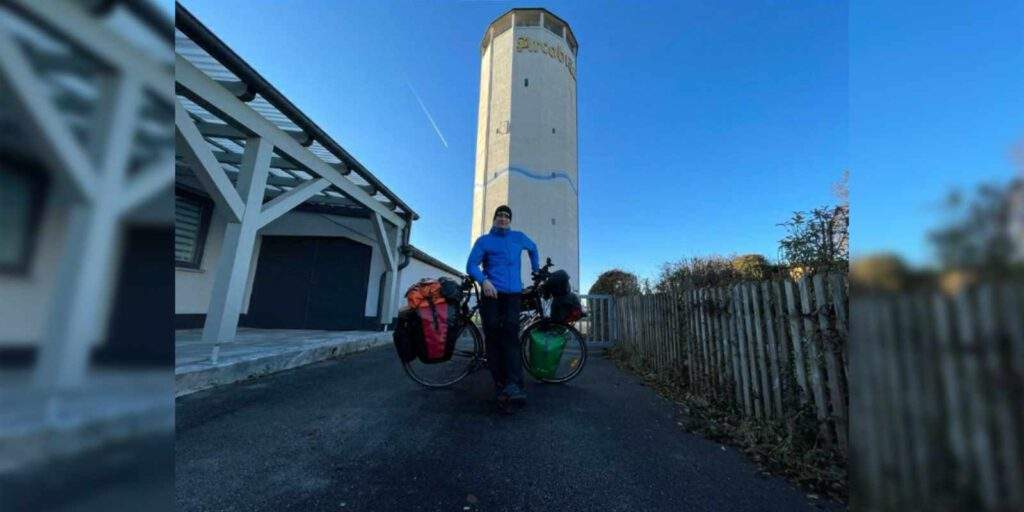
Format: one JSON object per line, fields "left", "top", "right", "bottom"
{"left": 589, "top": 269, "right": 642, "bottom": 296}
{"left": 777, "top": 205, "right": 849, "bottom": 273}
{"left": 850, "top": 253, "right": 909, "bottom": 292}
{"left": 731, "top": 254, "right": 770, "bottom": 280}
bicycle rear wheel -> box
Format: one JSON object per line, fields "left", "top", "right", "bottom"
{"left": 403, "top": 321, "right": 483, "bottom": 388}
{"left": 520, "top": 320, "right": 587, "bottom": 384}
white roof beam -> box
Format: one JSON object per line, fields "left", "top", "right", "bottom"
{"left": 191, "top": 117, "right": 254, "bottom": 140}
{"left": 175, "top": 54, "right": 405, "bottom": 228}
{"left": 121, "top": 154, "right": 174, "bottom": 214}
{"left": 175, "top": 160, "right": 332, "bottom": 193}
{"left": 13, "top": 0, "right": 173, "bottom": 103}
{"left": 211, "top": 147, "right": 304, "bottom": 171}
{"left": 214, "top": 79, "right": 249, "bottom": 98}
{"left": 0, "top": 21, "right": 94, "bottom": 199}
{"left": 175, "top": 97, "right": 244, "bottom": 221}
{"left": 372, "top": 212, "right": 397, "bottom": 271}
{"left": 258, "top": 178, "right": 330, "bottom": 228}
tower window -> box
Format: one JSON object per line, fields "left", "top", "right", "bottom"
{"left": 551, "top": 218, "right": 556, "bottom": 225}
{"left": 524, "top": 78, "right": 529, "bottom": 87}
{"left": 552, "top": 128, "right": 556, "bottom": 134}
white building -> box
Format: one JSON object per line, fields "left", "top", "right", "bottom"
{"left": 173, "top": 6, "right": 451, "bottom": 334}
{"left": 470, "top": 8, "right": 580, "bottom": 290}
{"left": 397, "top": 245, "right": 465, "bottom": 297}
{"left": 0, "top": 2, "right": 460, "bottom": 385}
{"left": 0, "top": 1, "right": 177, "bottom": 383}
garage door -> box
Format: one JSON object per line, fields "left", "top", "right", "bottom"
{"left": 246, "top": 236, "right": 373, "bottom": 330}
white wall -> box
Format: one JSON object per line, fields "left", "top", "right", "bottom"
{"left": 0, "top": 183, "right": 172, "bottom": 347}
{"left": 0, "top": 189, "right": 67, "bottom": 345}
{"left": 397, "top": 256, "right": 463, "bottom": 304}
{"left": 174, "top": 205, "right": 395, "bottom": 320}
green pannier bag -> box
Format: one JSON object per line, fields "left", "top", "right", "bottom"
{"left": 528, "top": 325, "right": 568, "bottom": 379}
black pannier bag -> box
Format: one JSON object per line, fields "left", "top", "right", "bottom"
{"left": 392, "top": 308, "right": 422, "bottom": 363}
{"left": 542, "top": 269, "right": 571, "bottom": 298}
{"left": 436, "top": 277, "right": 465, "bottom": 354}
{"left": 438, "top": 277, "right": 462, "bottom": 302}
{"left": 398, "top": 278, "right": 466, "bottom": 365}
{"left": 550, "top": 292, "right": 585, "bottom": 325}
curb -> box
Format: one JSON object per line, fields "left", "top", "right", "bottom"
{"left": 0, "top": 398, "right": 173, "bottom": 475}
{"left": 175, "top": 332, "right": 392, "bottom": 397}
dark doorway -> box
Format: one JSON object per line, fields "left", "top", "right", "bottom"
{"left": 246, "top": 236, "right": 372, "bottom": 330}
{"left": 93, "top": 225, "right": 174, "bottom": 366}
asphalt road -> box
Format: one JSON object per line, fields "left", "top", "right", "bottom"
{"left": 176, "top": 346, "right": 838, "bottom": 512}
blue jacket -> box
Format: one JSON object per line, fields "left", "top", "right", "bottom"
{"left": 466, "top": 227, "right": 540, "bottom": 293}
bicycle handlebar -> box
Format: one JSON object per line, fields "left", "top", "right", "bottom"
{"left": 464, "top": 257, "right": 555, "bottom": 290}
{"left": 531, "top": 257, "right": 555, "bottom": 283}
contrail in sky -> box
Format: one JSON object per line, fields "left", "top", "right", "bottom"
{"left": 406, "top": 81, "right": 448, "bottom": 149}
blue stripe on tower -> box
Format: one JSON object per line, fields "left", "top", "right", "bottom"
{"left": 483, "top": 165, "right": 578, "bottom": 195}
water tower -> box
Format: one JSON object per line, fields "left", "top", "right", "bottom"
{"left": 470, "top": 8, "right": 580, "bottom": 290}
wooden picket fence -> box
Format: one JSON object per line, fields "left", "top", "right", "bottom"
{"left": 612, "top": 275, "right": 1024, "bottom": 511}
{"left": 851, "top": 284, "right": 1024, "bottom": 511}
{"left": 578, "top": 294, "right": 615, "bottom": 343}
{"left": 614, "top": 273, "right": 850, "bottom": 455}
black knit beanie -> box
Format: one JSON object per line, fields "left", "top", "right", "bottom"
{"left": 494, "top": 205, "right": 512, "bottom": 220}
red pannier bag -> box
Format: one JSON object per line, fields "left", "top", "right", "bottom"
{"left": 405, "top": 279, "right": 460, "bottom": 364}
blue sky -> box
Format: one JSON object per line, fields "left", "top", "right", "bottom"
{"left": 180, "top": 0, "right": 1020, "bottom": 291}
{"left": 851, "top": 0, "right": 1023, "bottom": 265}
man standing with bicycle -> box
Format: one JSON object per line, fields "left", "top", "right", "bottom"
{"left": 466, "top": 205, "right": 540, "bottom": 409}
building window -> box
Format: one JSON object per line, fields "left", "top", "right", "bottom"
{"left": 493, "top": 12, "right": 513, "bottom": 36}
{"left": 524, "top": 78, "right": 529, "bottom": 87}
{"left": 175, "top": 189, "right": 212, "bottom": 269}
{"left": 552, "top": 128, "right": 556, "bottom": 134}
{"left": 0, "top": 160, "right": 47, "bottom": 275}
{"left": 515, "top": 10, "right": 541, "bottom": 27}
{"left": 551, "top": 218, "right": 556, "bottom": 225}
{"left": 543, "top": 13, "right": 565, "bottom": 38}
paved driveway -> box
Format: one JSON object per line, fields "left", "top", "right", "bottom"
{"left": 176, "top": 346, "right": 837, "bottom": 511}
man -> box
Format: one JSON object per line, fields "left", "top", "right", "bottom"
{"left": 466, "top": 205, "right": 540, "bottom": 409}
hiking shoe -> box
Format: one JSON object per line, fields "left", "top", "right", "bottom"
{"left": 504, "top": 383, "right": 527, "bottom": 405}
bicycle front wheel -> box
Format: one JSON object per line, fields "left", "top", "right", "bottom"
{"left": 521, "top": 320, "right": 588, "bottom": 384}
{"left": 403, "top": 321, "right": 483, "bottom": 388}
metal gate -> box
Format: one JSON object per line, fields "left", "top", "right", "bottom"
{"left": 579, "top": 294, "right": 616, "bottom": 344}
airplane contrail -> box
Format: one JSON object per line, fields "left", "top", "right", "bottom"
{"left": 407, "top": 81, "right": 448, "bottom": 149}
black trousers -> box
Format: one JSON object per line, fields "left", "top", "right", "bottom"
{"left": 479, "top": 292, "right": 523, "bottom": 389}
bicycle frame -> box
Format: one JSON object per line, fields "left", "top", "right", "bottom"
{"left": 457, "top": 257, "right": 560, "bottom": 360}
{"left": 404, "top": 260, "right": 586, "bottom": 387}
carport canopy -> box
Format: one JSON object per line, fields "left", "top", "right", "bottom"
{"left": 174, "top": 4, "right": 417, "bottom": 344}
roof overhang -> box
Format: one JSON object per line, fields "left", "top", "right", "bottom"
{"left": 174, "top": 3, "right": 417, "bottom": 224}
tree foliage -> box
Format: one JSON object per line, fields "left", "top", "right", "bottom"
{"left": 777, "top": 205, "right": 849, "bottom": 272}
{"left": 592, "top": 172, "right": 854, "bottom": 297}
{"left": 588, "top": 269, "right": 642, "bottom": 296}
{"left": 929, "top": 180, "right": 1022, "bottom": 274}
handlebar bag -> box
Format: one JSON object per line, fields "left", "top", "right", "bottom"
{"left": 542, "top": 270, "right": 571, "bottom": 298}
{"left": 438, "top": 277, "right": 462, "bottom": 303}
